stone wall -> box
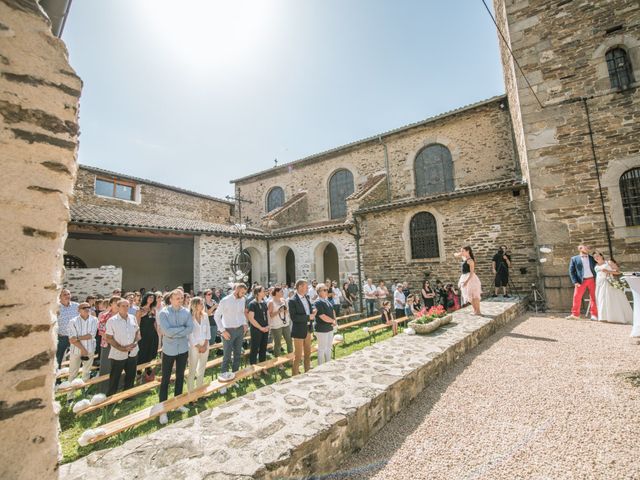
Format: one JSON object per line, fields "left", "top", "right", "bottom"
{"left": 0, "top": 1, "right": 82, "bottom": 479}
{"left": 494, "top": 0, "right": 640, "bottom": 309}
{"left": 235, "top": 97, "right": 519, "bottom": 228}
{"left": 73, "top": 166, "right": 233, "bottom": 225}
{"left": 63, "top": 267, "right": 122, "bottom": 300}
{"left": 194, "top": 234, "right": 241, "bottom": 292}
{"left": 359, "top": 187, "right": 538, "bottom": 295}
{"left": 60, "top": 300, "right": 526, "bottom": 479}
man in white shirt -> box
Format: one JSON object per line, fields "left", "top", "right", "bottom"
{"left": 67, "top": 302, "right": 98, "bottom": 401}
{"left": 363, "top": 278, "right": 377, "bottom": 317}
{"left": 214, "top": 283, "right": 248, "bottom": 381}
{"left": 308, "top": 280, "right": 319, "bottom": 302}
{"left": 393, "top": 285, "right": 406, "bottom": 320}
{"left": 105, "top": 299, "right": 140, "bottom": 396}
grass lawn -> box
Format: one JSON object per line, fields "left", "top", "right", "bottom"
{"left": 58, "top": 314, "right": 398, "bottom": 464}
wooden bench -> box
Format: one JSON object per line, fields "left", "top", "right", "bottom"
{"left": 336, "top": 314, "right": 380, "bottom": 343}
{"left": 365, "top": 316, "right": 409, "bottom": 344}
{"left": 57, "top": 337, "right": 236, "bottom": 395}
{"left": 83, "top": 339, "right": 342, "bottom": 444}
{"left": 75, "top": 340, "right": 272, "bottom": 415}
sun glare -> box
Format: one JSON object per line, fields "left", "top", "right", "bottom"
{"left": 134, "top": 0, "right": 277, "bottom": 73}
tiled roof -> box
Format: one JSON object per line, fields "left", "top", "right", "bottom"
{"left": 80, "top": 165, "right": 234, "bottom": 206}
{"left": 70, "top": 204, "right": 265, "bottom": 236}
{"left": 269, "top": 220, "right": 350, "bottom": 238}
{"left": 262, "top": 191, "right": 307, "bottom": 220}
{"left": 354, "top": 180, "right": 527, "bottom": 215}
{"left": 347, "top": 173, "right": 387, "bottom": 201}
{"left": 231, "top": 94, "right": 507, "bottom": 184}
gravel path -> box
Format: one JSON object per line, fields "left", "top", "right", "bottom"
{"left": 334, "top": 315, "right": 640, "bottom": 480}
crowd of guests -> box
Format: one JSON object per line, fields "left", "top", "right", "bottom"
{"left": 54, "top": 245, "right": 497, "bottom": 422}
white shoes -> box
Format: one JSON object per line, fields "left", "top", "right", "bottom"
{"left": 159, "top": 413, "right": 168, "bottom": 425}
{"left": 219, "top": 387, "right": 227, "bottom": 395}
{"left": 565, "top": 315, "right": 580, "bottom": 320}
{"left": 590, "top": 315, "right": 598, "bottom": 321}
{"left": 218, "top": 371, "right": 235, "bottom": 382}
{"left": 176, "top": 406, "right": 189, "bottom": 414}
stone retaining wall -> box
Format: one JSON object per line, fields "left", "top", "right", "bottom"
{"left": 63, "top": 266, "right": 122, "bottom": 299}
{"left": 61, "top": 300, "right": 526, "bottom": 479}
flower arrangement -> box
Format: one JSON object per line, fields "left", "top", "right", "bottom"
{"left": 413, "top": 305, "right": 447, "bottom": 325}
{"left": 607, "top": 276, "right": 629, "bottom": 291}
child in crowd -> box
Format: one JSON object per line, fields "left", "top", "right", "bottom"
{"left": 380, "top": 300, "right": 397, "bottom": 336}
{"left": 404, "top": 294, "right": 414, "bottom": 318}
{"left": 445, "top": 283, "right": 460, "bottom": 312}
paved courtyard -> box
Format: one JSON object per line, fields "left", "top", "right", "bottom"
{"left": 336, "top": 315, "right": 640, "bottom": 480}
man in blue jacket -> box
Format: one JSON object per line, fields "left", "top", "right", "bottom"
{"left": 567, "top": 245, "right": 598, "bottom": 320}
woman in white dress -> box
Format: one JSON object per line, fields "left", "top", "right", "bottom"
{"left": 593, "top": 251, "right": 633, "bottom": 324}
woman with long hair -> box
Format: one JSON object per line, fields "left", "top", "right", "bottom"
{"left": 593, "top": 251, "right": 633, "bottom": 325}
{"left": 267, "top": 286, "right": 293, "bottom": 359}
{"left": 136, "top": 292, "right": 160, "bottom": 381}
{"left": 247, "top": 286, "right": 269, "bottom": 365}
{"left": 421, "top": 280, "right": 435, "bottom": 309}
{"left": 457, "top": 246, "right": 482, "bottom": 315}
{"left": 187, "top": 296, "right": 210, "bottom": 392}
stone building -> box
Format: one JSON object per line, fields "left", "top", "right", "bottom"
{"left": 494, "top": 0, "right": 640, "bottom": 308}
{"left": 64, "top": 164, "right": 256, "bottom": 295}
{"left": 232, "top": 95, "right": 539, "bottom": 297}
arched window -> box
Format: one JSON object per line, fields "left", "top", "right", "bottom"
{"left": 606, "top": 47, "right": 634, "bottom": 90}
{"left": 64, "top": 254, "right": 87, "bottom": 268}
{"left": 410, "top": 212, "right": 439, "bottom": 259}
{"left": 620, "top": 168, "right": 640, "bottom": 226}
{"left": 328, "top": 169, "right": 354, "bottom": 219}
{"left": 415, "top": 144, "right": 454, "bottom": 197}
{"left": 266, "top": 187, "right": 285, "bottom": 212}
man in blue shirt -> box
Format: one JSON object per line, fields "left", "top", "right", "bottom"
{"left": 157, "top": 289, "right": 194, "bottom": 424}
{"left": 56, "top": 289, "right": 79, "bottom": 369}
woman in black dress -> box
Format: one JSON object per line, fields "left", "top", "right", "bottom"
{"left": 421, "top": 280, "right": 435, "bottom": 309}
{"left": 136, "top": 292, "right": 159, "bottom": 381}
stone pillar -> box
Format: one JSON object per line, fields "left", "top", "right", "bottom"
{"left": 0, "top": 1, "right": 81, "bottom": 479}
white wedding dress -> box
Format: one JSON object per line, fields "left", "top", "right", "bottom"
{"left": 595, "top": 262, "right": 633, "bottom": 324}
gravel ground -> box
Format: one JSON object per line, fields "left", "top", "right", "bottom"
{"left": 333, "top": 315, "right": 640, "bottom": 480}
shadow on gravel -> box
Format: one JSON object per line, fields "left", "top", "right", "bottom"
{"left": 326, "top": 313, "right": 533, "bottom": 480}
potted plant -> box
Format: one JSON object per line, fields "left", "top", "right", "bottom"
{"left": 408, "top": 305, "right": 453, "bottom": 334}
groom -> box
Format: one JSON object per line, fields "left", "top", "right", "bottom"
{"left": 567, "top": 245, "right": 598, "bottom": 320}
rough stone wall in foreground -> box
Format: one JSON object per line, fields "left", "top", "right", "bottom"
{"left": 0, "top": 1, "right": 82, "bottom": 478}
{"left": 494, "top": 0, "right": 640, "bottom": 309}
{"left": 63, "top": 267, "right": 122, "bottom": 300}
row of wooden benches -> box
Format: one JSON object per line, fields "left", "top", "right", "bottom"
{"left": 79, "top": 315, "right": 408, "bottom": 445}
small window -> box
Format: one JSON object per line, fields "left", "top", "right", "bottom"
{"left": 415, "top": 144, "right": 454, "bottom": 197}
{"left": 266, "top": 187, "right": 285, "bottom": 212}
{"left": 620, "top": 168, "right": 640, "bottom": 226}
{"left": 329, "top": 169, "right": 354, "bottom": 219}
{"left": 606, "top": 47, "right": 634, "bottom": 90}
{"left": 410, "top": 212, "right": 439, "bottom": 259}
{"left": 95, "top": 177, "right": 136, "bottom": 201}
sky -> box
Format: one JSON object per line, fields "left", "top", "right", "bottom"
{"left": 63, "top": 0, "right": 504, "bottom": 199}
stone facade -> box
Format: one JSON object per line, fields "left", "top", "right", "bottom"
{"left": 359, "top": 186, "right": 538, "bottom": 294}
{"left": 193, "top": 235, "right": 240, "bottom": 292}
{"left": 233, "top": 96, "right": 518, "bottom": 228}
{"left": 72, "top": 166, "right": 233, "bottom": 225}
{"left": 63, "top": 267, "right": 122, "bottom": 299}
{"left": 60, "top": 300, "right": 526, "bottom": 479}
{"left": 494, "top": 0, "right": 640, "bottom": 309}
{"left": 0, "top": 1, "right": 82, "bottom": 479}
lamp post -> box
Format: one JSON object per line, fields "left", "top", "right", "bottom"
{"left": 226, "top": 189, "right": 254, "bottom": 281}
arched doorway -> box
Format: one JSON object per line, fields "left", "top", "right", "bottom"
{"left": 286, "top": 249, "right": 296, "bottom": 286}
{"left": 275, "top": 246, "right": 296, "bottom": 286}
{"left": 242, "top": 247, "right": 264, "bottom": 286}
{"left": 313, "top": 241, "right": 340, "bottom": 284}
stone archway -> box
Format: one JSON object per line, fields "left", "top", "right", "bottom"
{"left": 313, "top": 241, "right": 340, "bottom": 284}
{"left": 275, "top": 246, "right": 296, "bottom": 286}
{"left": 242, "top": 247, "right": 264, "bottom": 286}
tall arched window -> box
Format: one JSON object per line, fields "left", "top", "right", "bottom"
{"left": 606, "top": 47, "right": 634, "bottom": 90}
{"left": 620, "top": 168, "right": 640, "bottom": 226}
{"left": 415, "top": 144, "right": 454, "bottom": 197}
{"left": 266, "top": 187, "right": 285, "bottom": 212}
{"left": 410, "top": 212, "right": 439, "bottom": 259}
{"left": 328, "top": 169, "right": 354, "bottom": 219}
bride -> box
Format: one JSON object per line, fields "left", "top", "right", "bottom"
{"left": 593, "top": 251, "right": 632, "bottom": 324}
